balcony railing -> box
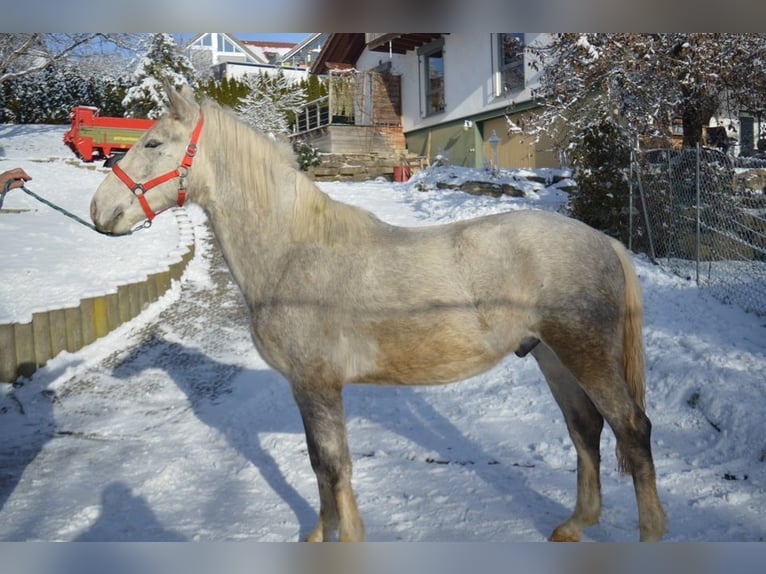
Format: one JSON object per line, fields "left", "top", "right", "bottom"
{"left": 292, "top": 96, "right": 331, "bottom": 134}
{"left": 291, "top": 87, "right": 357, "bottom": 135}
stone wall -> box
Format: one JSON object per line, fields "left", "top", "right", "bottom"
{"left": 309, "top": 153, "right": 407, "bottom": 182}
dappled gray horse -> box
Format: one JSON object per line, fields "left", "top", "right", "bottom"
{"left": 90, "top": 84, "right": 666, "bottom": 542}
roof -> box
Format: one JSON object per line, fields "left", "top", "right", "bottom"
{"left": 281, "top": 33, "right": 325, "bottom": 63}
{"left": 241, "top": 40, "right": 297, "bottom": 64}
{"left": 310, "top": 33, "right": 444, "bottom": 75}
{"left": 365, "top": 33, "right": 445, "bottom": 53}
{"left": 310, "top": 33, "right": 365, "bottom": 75}
{"left": 241, "top": 40, "right": 297, "bottom": 49}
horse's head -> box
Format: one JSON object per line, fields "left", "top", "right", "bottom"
{"left": 90, "top": 83, "right": 203, "bottom": 235}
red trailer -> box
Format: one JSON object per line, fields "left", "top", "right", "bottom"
{"left": 63, "top": 106, "right": 156, "bottom": 166}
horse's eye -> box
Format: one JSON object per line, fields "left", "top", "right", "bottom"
{"left": 145, "top": 139, "right": 162, "bottom": 148}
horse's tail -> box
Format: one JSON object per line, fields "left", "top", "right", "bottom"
{"left": 610, "top": 239, "right": 646, "bottom": 475}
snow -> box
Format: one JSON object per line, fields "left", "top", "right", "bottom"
{"left": 241, "top": 40, "right": 296, "bottom": 65}
{"left": 1, "top": 124, "right": 765, "bottom": 542}
{"left": 575, "top": 34, "right": 600, "bottom": 64}
{"left": 0, "top": 124, "right": 183, "bottom": 324}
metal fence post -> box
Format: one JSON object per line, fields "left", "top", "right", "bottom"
{"left": 635, "top": 155, "right": 657, "bottom": 263}
{"left": 695, "top": 143, "right": 701, "bottom": 285}
{"left": 629, "top": 148, "right": 634, "bottom": 252}
{"left": 666, "top": 147, "right": 673, "bottom": 267}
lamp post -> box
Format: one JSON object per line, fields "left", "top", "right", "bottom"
{"left": 488, "top": 129, "right": 500, "bottom": 175}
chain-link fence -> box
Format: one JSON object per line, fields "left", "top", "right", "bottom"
{"left": 629, "top": 146, "right": 766, "bottom": 316}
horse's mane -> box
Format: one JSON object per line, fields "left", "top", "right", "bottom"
{"left": 198, "top": 99, "right": 384, "bottom": 244}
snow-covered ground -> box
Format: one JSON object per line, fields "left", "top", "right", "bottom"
{"left": 0, "top": 124, "right": 765, "bottom": 542}
{"left": 0, "top": 124, "right": 183, "bottom": 324}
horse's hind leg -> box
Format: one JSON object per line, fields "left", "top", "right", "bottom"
{"left": 553, "top": 348, "right": 666, "bottom": 541}
{"left": 291, "top": 379, "right": 365, "bottom": 542}
{"left": 599, "top": 391, "right": 666, "bottom": 541}
{"left": 532, "top": 344, "right": 604, "bottom": 542}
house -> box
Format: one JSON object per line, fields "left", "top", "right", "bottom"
{"left": 184, "top": 33, "right": 327, "bottom": 83}
{"left": 302, "top": 33, "right": 559, "bottom": 169}
{"left": 705, "top": 113, "right": 766, "bottom": 158}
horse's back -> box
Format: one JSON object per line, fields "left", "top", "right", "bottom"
{"left": 443, "top": 209, "right": 624, "bottom": 304}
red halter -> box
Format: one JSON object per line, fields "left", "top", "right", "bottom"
{"left": 111, "top": 111, "right": 204, "bottom": 224}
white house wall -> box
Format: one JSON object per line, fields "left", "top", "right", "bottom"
{"left": 222, "top": 63, "right": 309, "bottom": 83}
{"left": 708, "top": 114, "right": 765, "bottom": 157}
{"left": 356, "top": 33, "right": 549, "bottom": 134}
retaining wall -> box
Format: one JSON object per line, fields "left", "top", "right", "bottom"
{"left": 0, "top": 209, "right": 195, "bottom": 383}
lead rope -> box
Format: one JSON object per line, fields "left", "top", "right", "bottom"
{"left": 0, "top": 179, "right": 149, "bottom": 235}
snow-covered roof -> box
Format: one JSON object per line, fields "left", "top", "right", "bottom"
{"left": 241, "top": 40, "right": 296, "bottom": 65}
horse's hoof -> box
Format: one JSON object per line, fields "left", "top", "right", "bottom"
{"left": 305, "top": 528, "right": 324, "bottom": 542}
{"left": 549, "top": 527, "right": 581, "bottom": 542}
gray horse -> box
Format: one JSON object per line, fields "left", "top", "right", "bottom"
{"left": 90, "top": 84, "right": 666, "bottom": 542}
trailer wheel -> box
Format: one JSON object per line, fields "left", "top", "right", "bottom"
{"left": 103, "top": 152, "right": 126, "bottom": 168}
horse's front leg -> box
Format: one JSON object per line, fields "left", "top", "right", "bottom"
{"left": 291, "top": 379, "right": 365, "bottom": 542}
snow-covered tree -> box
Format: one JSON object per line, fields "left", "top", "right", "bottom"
{"left": 522, "top": 34, "right": 766, "bottom": 243}
{"left": 2, "top": 63, "right": 94, "bottom": 123}
{"left": 87, "top": 75, "right": 131, "bottom": 117}
{"left": 236, "top": 71, "right": 306, "bottom": 135}
{"left": 529, "top": 33, "right": 766, "bottom": 149}
{"left": 43, "top": 65, "right": 90, "bottom": 122}
{"left": 122, "top": 33, "right": 197, "bottom": 119}
{"left": 1, "top": 35, "right": 137, "bottom": 123}
{"left": 198, "top": 76, "right": 250, "bottom": 109}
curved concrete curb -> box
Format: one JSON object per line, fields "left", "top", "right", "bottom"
{"left": 0, "top": 209, "right": 195, "bottom": 383}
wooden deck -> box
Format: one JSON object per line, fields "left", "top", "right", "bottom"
{"left": 295, "top": 124, "right": 405, "bottom": 155}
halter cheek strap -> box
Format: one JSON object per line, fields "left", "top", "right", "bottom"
{"left": 111, "top": 111, "right": 204, "bottom": 223}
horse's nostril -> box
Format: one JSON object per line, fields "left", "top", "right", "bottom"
{"left": 111, "top": 206, "right": 124, "bottom": 222}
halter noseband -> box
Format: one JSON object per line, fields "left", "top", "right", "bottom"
{"left": 111, "top": 111, "right": 204, "bottom": 224}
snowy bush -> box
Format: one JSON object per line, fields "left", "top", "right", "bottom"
{"left": 197, "top": 76, "right": 250, "bottom": 109}
{"left": 292, "top": 139, "right": 321, "bottom": 172}
{"left": 568, "top": 120, "right": 632, "bottom": 243}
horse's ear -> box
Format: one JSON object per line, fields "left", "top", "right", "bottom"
{"left": 165, "top": 81, "right": 197, "bottom": 122}
{"left": 179, "top": 83, "right": 196, "bottom": 101}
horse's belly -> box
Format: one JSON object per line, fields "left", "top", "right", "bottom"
{"left": 356, "top": 315, "right": 510, "bottom": 385}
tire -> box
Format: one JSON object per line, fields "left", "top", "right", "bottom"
{"left": 103, "top": 152, "right": 126, "bottom": 168}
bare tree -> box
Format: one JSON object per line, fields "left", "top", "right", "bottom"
{"left": 0, "top": 34, "right": 145, "bottom": 84}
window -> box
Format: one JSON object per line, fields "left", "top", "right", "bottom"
{"left": 494, "top": 33, "right": 525, "bottom": 96}
{"left": 419, "top": 39, "right": 445, "bottom": 116}
{"left": 191, "top": 35, "right": 212, "bottom": 48}
{"left": 217, "top": 35, "right": 236, "bottom": 53}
